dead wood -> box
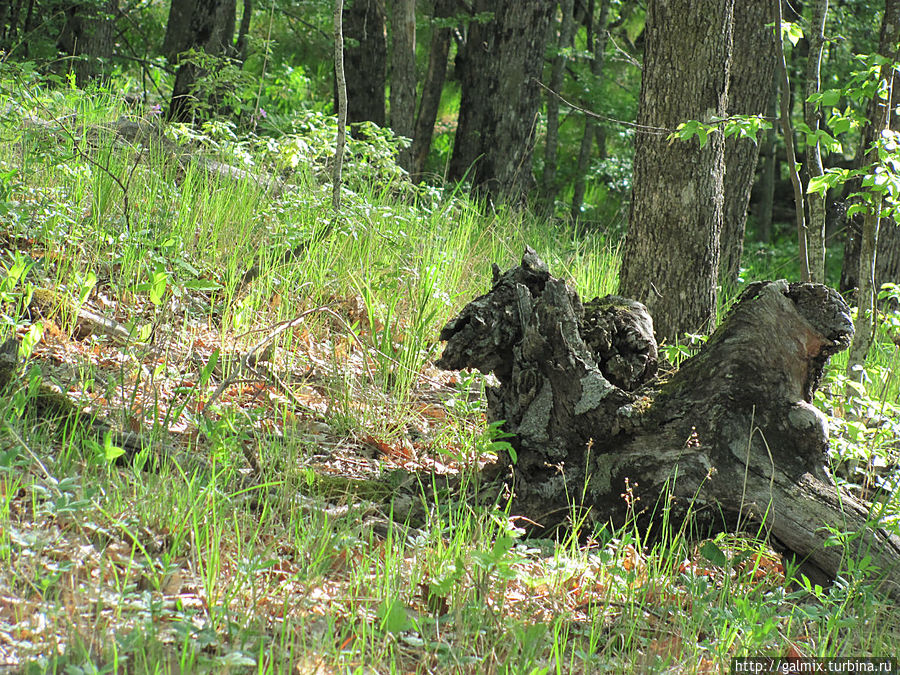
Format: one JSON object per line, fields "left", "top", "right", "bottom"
{"left": 437, "top": 248, "right": 900, "bottom": 598}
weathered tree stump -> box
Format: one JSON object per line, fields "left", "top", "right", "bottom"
{"left": 438, "top": 248, "right": 900, "bottom": 597}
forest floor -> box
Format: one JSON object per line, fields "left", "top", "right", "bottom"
{"left": 0, "top": 78, "right": 899, "bottom": 674}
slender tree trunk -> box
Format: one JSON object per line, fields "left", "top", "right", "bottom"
{"left": 875, "top": 219, "right": 900, "bottom": 298}
{"left": 721, "top": 0, "right": 778, "bottom": 285}
{"left": 448, "top": 0, "right": 554, "bottom": 202}
{"left": 163, "top": 0, "right": 194, "bottom": 60}
{"left": 0, "top": 3, "right": 10, "bottom": 48}
{"left": 21, "top": 0, "right": 35, "bottom": 51}
{"left": 841, "top": 0, "right": 900, "bottom": 296}
{"left": 804, "top": 0, "right": 829, "bottom": 283}
{"left": 571, "top": 0, "right": 610, "bottom": 223}
{"left": 56, "top": 0, "right": 119, "bottom": 85}
{"left": 847, "top": 75, "right": 893, "bottom": 378}
{"left": 447, "top": 0, "right": 491, "bottom": 181}
{"left": 618, "top": 0, "right": 734, "bottom": 343}
{"left": 410, "top": 0, "right": 454, "bottom": 180}
{"left": 3, "top": 0, "right": 21, "bottom": 49}
{"left": 235, "top": 0, "right": 253, "bottom": 60}
{"left": 334, "top": 0, "right": 348, "bottom": 213}
{"left": 541, "top": 0, "right": 576, "bottom": 203}
{"left": 756, "top": 84, "right": 779, "bottom": 243}
{"left": 390, "top": 0, "right": 417, "bottom": 170}
{"left": 773, "top": 0, "right": 810, "bottom": 281}
{"left": 167, "top": 0, "right": 237, "bottom": 121}
{"left": 342, "top": 0, "right": 387, "bottom": 130}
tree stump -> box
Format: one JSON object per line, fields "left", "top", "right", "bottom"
{"left": 437, "top": 248, "right": 900, "bottom": 597}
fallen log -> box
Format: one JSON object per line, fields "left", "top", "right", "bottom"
{"left": 437, "top": 248, "right": 900, "bottom": 597}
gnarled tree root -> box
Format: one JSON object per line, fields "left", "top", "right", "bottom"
{"left": 437, "top": 248, "right": 900, "bottom": 598}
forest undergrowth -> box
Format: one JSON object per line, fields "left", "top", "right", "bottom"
{"left": 0, "top": 74, "right": 899, "bottom": 674}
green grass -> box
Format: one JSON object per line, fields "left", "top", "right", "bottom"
{"left": 0, "top": 73, "right": 898, "bottom": 674}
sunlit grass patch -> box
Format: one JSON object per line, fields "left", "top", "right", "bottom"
{"left": 0, "top": 75, "right": 898, "bottom": 673}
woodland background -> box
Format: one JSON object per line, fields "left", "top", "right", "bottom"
{"left": 0, "top": 0, "right": 899, "bottom": 673}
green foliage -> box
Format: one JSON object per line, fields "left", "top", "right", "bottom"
{"left": 671, "top": 115, "right": 773, "bottom": 149}
{"left": 1, "top": 8, "right": 899, "bottom": 671}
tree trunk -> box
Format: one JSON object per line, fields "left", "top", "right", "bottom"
{"left": 876, "top": 223, "right": 900, "bottom": 296}
{"left": 571, "top": 0, "right": 610, "bottom": 223}
{"left": 167, "top": 0, "right": 237, "bottom": 122}
{"left": 0, "top": 0, "right": 19, "bottom": 51}
{"left": 437, "top": 249, "right": 900, "bottom": 599}
{"left": 847, "top": 74, "right": 892, "bottom": 379}
{"left": 334, "top": 0, "right": 348, "bottom": 213}
{"left": 541, "top": 0, "right": 576, "bottom": 203}
{"left": 390, "top": 0, "right": 417, "bottom": 170}
{"left": 755, "top": 84, "right": 779, "bottom": 244}
{"left": 841, "top": 0, "right": 900, "bottom": 296}
{"left": 721, "top": 0, "right": 777, "bottom": 286}
{"left": 342, "top": 0, "right": 387, "bottom": 131}
{"left": 618, "top": 0, "right": 734, "bottom": 343}
{"left": 448, "top": 0, "right": 554, "bottom": 202}
{"left": 163, "top": 0, "right": 195, "bottom": 60}
{"left": 21, "top": 0, "right": 35, "bottom": 54}
{"left": 774, "top": 0, "right": 811, "bottom": 281}
{"left": 804, "top": 0, "right": 829, "bottom": 283}
{"left": 56, "top": 0, "right": 119, "bottom": 85}
{"left": 410, "top": 0, "right": 454, "bottom": 181}
{"left": 235, "top": 0, "right": 253, "bottom": 60}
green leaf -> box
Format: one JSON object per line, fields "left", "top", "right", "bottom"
{"left": 820, "top": 89, "right": 841, "bottom": 107}
{"left": 21, "top": 323, "right": 43, "bottom": 358}
{"left": 148, "top": 265, "right": 168, "bottom": 305}
{"left": 696, "top": 126, "right": 709, "bottom": 148}
{"left": 76, "top": 271, "right": 97, "bottom": 307}
{"left": 199, "top": 350, "right": 220, "bottom": 386}
{"left": 807, "top": 174, "right": 831, "bottom": 196}
{"left": 782, "top": 20, "right": 803, "bottom": 46}
{"left": 103, "top": 432, "right": 125, "bottom": 462}
{"left": 699, "top": 541, "right": 727, "bottom": 567}
{"left": 846, "top": 203, "right": 868, "bottom": 218}
{"left": 830, "top": 115, "right": 852, "bottom": 136}
{"left": 181, "top": 279, "right": 222, "bottom": 291}
{"left": 377, "top": 598, "right": 410, "bottom": 634}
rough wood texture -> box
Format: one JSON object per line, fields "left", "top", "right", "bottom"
{"left": 438, "top": 249, "right": 900, "bottom": 598}
{"left": 722, "top": 0, "right": 777, "bottom": 284}
{"left": 448, "top": 0, "right": 553, "bottom": 201}
{"left": 618, "top": 0, "right": 734, "bottom": 341}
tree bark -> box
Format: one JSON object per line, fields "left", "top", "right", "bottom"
{"left": 342, "top": 0, "right": 387, "bottom": 131}
{"left": 721, "top": 0, "right": 777, "bottom": 285}
{"left": 841, "top": 0, "right": 900, "bottom": 296}
{"left": 847, "top": 74, "right": 892, "bottom": 379}
{"left": 804, "top": 0, "right": 829, "bottom": 283}
{"left": 235, "top": 0, "right": 253, "bottom": 60}
{"left": 389, "top": 0, "right": 416, "bottom": 170}
{"left": 163, "top": 0, "right": 195, "bottom": 60}
{"left": 437, "top": 249, "right": 900, "bottom": 599}
{"left": 571, "top": 0, "right": 610, "bottom": 223}
{"left": 618, "top": 0, "right": 734, "bottom": 343}
{"left": 541, "top": 0, "right": 576, "bottom": 203}
{"left": 410, "top": 0, "right": 454, "bottom": 180}
{"left": 166, "top": 0, "right": 237, "bottom": 122}
{"left": 755, "top": 84, "right": 779, "bottom": 244}
{"left": 56, "top": 0, "right": 119, "bottom": 85}
{"left": 448, "top": 0, "right": 554, "bottom": 202}
{"left": 334, "top": 0, "right": 348, "bottom": 213}
{"left": 774, "top": 0, "right": 811, "bottom": 281}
